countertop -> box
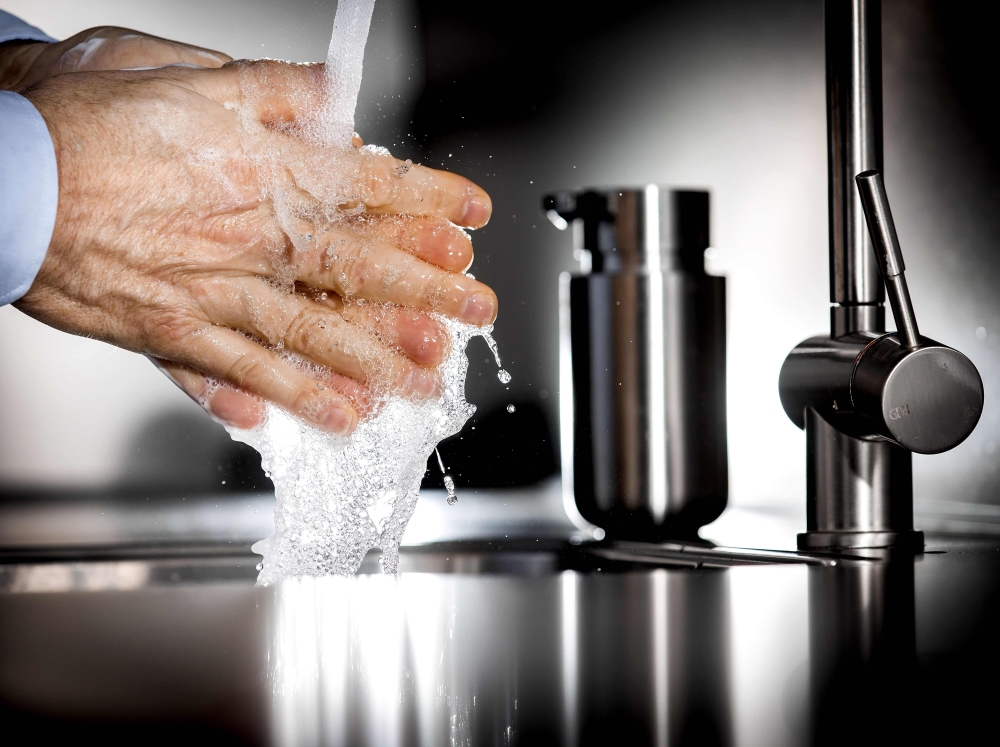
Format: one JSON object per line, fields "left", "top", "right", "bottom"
{"left": 1, "top": 485, "right": 998, "bottom": 746}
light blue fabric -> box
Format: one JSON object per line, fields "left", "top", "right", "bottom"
{"left": 0, "top": 11, "right": 58, "bottom": 305}
{"left": 0, "top": 10, "right": 56, "bottom": 45}
{"left": 0, "top": 91, "right": 58, "bottom": 305}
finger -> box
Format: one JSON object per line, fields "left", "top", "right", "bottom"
{"left": 184, "top": 59, "right": 327, "bottom": 130}
{"left": 341, "top": 214, "right": 473, "bottom": 272}
{"left": 161, "top": 325, "right": 359, "bottom": 434}
{"left": 302, "top": 288, "right": 450, "bottom": 365}
{"left": 292, "top": 228, "right": 496, "bottom": 325}
{"left": 192, "top": 277, "right": 441, "bottom": 399}
{"left": 151, "top": 357, "right": 265, "bottom": 429}
{"left": 243, "top": 105, "right": 491, "bottom": 227}
{"left": 55, "top": 27, "right": 232, "bottom": 73}
{"left": 347, "top": 149, "right": 492, "bottom": 228}
{"left": 340, "top": 301, "right": 451, "bottom": 366}
{"left": 183, "top": 60, "right": 491, "bottom": 226}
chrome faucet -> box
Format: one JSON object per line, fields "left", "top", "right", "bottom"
{"left": 778, "top": 0, "right": 984, "bottom": 552}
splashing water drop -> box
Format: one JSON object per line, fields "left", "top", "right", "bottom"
{"left": 436, "top": 447, "right": 458, "bottom": 506}
{"left": 481, "top": 329, "right": 512, "bottom": 385}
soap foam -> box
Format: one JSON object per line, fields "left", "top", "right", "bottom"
{"left": 229, "top": 319, "right": 482, "bottom": 580}
{"left": 215, "top": 0, "right": 501, "bottom": 581}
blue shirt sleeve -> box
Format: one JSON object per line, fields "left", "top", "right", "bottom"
{"left": 0, "top": 91, "right": 59, "bottom": 306}
{"left": 0, "top": 11, "right": 57, "bottom": 44}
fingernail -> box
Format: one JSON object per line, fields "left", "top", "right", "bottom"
{"left": 460, "top": 292, "right": 496, "bottom": 325}
{"left": 209, "top": 389, "right": 265, "bottom": 430}
{"left": 462, "top": 196, "right": 491, "bottom": 227}
{"left": 319, "top": 405, "right": 355, "bottom": 435}
{"left": 404, "top": 367, "right": 441, "bottom": 399}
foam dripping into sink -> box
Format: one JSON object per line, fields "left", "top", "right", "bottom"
{"left": 221, "top": 0, "right": 510, "bottom": 582}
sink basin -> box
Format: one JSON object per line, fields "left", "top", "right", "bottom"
{"left": 1, "top": 485, "right": 998, "bottom": 745}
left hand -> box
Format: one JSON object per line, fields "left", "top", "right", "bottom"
{"left": 0, "top": 25, "right": 231, "bottom": 91}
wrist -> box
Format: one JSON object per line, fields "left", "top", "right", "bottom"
{"left": 0, "top": 41, "right": 49, "bottom": 91}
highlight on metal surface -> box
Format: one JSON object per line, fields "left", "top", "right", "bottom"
{"left": 855, "top": 170, "right": 920, "bottom": 349}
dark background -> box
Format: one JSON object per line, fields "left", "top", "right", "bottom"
{"left": 2, "top": 0, "right": 999, "bottom": 506}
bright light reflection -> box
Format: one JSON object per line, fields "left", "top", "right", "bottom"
{"left": 645, "top": 184, "right": 668, "bottom": 523}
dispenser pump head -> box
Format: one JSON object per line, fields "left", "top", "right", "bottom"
{"left": 543, "top": 188, "right": 710, "bottom": 274}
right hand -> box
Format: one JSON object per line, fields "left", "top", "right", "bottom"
{"left": 17, "top": 61, "right": 496, "bottom": 434}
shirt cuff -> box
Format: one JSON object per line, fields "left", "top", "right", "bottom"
{"left": 0, "top": 11, "right": 57, "bottom": 44}
{"left": 0, "top": 91, "right": 58, "bottom": 306}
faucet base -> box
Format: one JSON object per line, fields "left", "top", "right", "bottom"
{"left": 803, "top": 407, "right": 921, "bottom": 552}
{"left": 797, "top": 529, "right": 924, "bottom": 552}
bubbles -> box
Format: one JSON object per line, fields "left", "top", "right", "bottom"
{"left": 217, "top": 0, "right": 498, "bottom": 581}
{"left": 231, "top": 320, "right": 484, "bottom": 582}
{"left": 507, "top": 404, "right": 516, "bottom": 413}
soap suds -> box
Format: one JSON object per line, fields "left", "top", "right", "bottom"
{"left": 214, "top": 0, "right": 503, "bottom": 582}
{"left": 231, "top": 319, "right": 482, "bottom": 580}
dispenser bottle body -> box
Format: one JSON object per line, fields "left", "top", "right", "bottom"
{"left": 567, "top": 270, "right": 727, "bottom": 539}
{"left": 550, "top": 188, "right": 728, "bottom": 541}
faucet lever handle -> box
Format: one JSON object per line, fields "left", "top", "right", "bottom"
{"left": 856, "top": 170, "right": 921, "bottom": 348}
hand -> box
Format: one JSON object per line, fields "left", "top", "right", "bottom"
{"left": 17, "top": 61, "right": 495, "bottom": 434}
{"left": 0, "top": 26, "right": 231, "bottom": 91}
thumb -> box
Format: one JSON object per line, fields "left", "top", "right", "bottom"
{"left": 185, "top": 59, "right": 331, "bottom": 131}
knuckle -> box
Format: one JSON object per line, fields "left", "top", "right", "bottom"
{"left": 283, "top": 306, "right": 324, "bottom": 350}
{"left": 338, "top": 242, "right": 375, "bottom": 296}
{"left": 142, "top": 308, "right": 204, "bottom": 351}
{"left": 289, "top": 384, "right": 321, "bottom": 418}
{"left": 415, "top": 272, "right": 450, "bottom": 310}
{"left": 225, "top": 353, "right": 265, "bottom": 389}
{"left": 361, "top": 157, "right": 399, "bottom": 208}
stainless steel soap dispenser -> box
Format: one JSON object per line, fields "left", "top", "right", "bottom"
{"left": 545, "top": 187, "right": 728, "bottom": 541}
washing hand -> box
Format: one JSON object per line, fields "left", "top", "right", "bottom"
{"left": 15, "top": 60, "right": 495, "bottom": 433}
{"left": 0, "top": 25, "right": 231, "bottom": 90}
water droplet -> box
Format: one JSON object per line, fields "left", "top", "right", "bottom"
{"left": 498, "top": 369, "right": 511, "bottom": 384}
{"left": 507, "top": 404, "right": 516, "bottom": 413}
{"left": 444, "top": 474, "right": 457, "bottom": 505}
{"left": 256, "top": 563, "right": 263, "bottom": 571}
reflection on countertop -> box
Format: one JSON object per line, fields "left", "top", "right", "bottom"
{"left": 1, "top": 487, "right": 1000, "bottom": 746}
{"left": 0, "top": 546, "right": 997, "bottom": 745}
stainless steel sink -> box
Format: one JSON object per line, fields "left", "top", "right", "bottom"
{"left": 1, "top": 482, "right": 999, "bottom": 746}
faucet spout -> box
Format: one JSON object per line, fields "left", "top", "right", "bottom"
{"left": 827, "top": 0, "right": 885, "bottom": 337}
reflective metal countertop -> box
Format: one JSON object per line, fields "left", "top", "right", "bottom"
{"left": 1, "top": 486, "right": 998, "bottom": 746}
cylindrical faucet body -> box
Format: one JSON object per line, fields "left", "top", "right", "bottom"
{"left": 783, "top": 0, "right": 913, "bottom": 551}
{"left": 827, "top": 0, "right": 885, "bottom": 336}
{"left": 780, "top": 0, "right": 982, "bottom": 551}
